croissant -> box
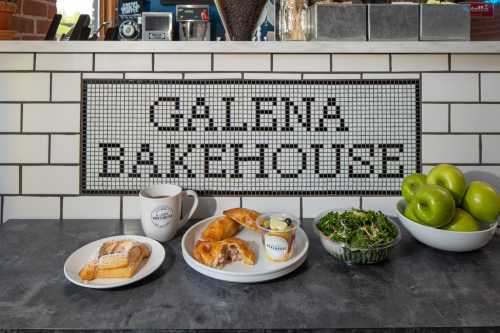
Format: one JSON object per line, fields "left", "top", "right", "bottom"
{"left": 201, "top": 216, "right": 241, "bottom": 242}
{"left": 223, "top": 208, "right": 261, "bottom": 232}
{"left": 79, "top": 240, "right": 151, "bottom": 281}
{"left": 193, "top": 238, "right": 256, "bottom": 268}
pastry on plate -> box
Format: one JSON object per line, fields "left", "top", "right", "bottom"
{"left": 193, "top": 238, "right": 256, "bottom": 268}
{"left": 79, "top": 240, "right": 151, "bottom": 281}
{"left": 223, "top": 208, "right": 261, "bottom": 232}
{"left": 201, "top": 216, "right": 241, "bottom": 242}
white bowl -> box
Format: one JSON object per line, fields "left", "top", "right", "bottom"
{"left": 396, "top": 199, "right": 498, "bottom": 252}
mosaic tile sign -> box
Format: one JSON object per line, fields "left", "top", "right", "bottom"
{"left": 81, "top": 79, "right": 420, "bottom": 195}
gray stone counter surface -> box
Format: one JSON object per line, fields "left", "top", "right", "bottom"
{"left": 1, "top": 219, "right": 500, "bottom": 332}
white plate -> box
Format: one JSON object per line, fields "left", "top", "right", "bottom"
{"left": 64, "top": 235, "right": 165, "bottom": 289}
{"left": 181, "top": 216, "right": 309, "bottom": 283}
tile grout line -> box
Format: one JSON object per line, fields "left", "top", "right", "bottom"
{"left": 448, "top": 104, "right": 451, "bottom": 133}
{"left": 18, "top": 165, "right": 22, "bottom": 195}
{"left": 20, "top": 103, "right": 23, "bottom": 132}
{"left": 479, "top": 134, "right": 483, "bottom": 164}
{"left": 60, "top": 196, "right": 63, "bottom": 220}
{"left": 48, "top": 134, "right": 51, "bottom": 165}
{"left": 49, "top": 72, "right": 53, "bottom": 102}
{"left": 33, "top": 53, "right": 36, "bottom": 71}
{"left": 359, "top": 197, "right": 364, "bottom": 210}
{"left": 0, "top": 196, "right": 3, "bottom": 224}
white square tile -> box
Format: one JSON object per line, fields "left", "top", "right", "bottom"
{"left": 242, "top": 197, "right": 300, "bottom": 217}
{"left": 362, "top": 196, "right": 400, "bottom": 217}
{"left": 0, "top": 166, "right": 19, "bottom": 194}
{"left": 123, "top": 196, "right": 140, "bottom": 220}
{"left": 451, "top": 54, "right": 500, "bottom": 71}
{"left": 482, "top": 135, "right": 500, "bottom": 163}
{"left": 52, "top": 73, "right": 81, "bottom": 102}
{"left": 184, "top": 73, "right": 242, "bottom": 79}
{"left": 0, "top": 104, "right": 21, "bottom": 132}
{"left": 422, "top": 104, "right": 448, "bottom": 133}
{"left": 392, "top": 54, "right": 448, "bottom": 72}
{"left": 63, "top": 196, "right": 120, "bottom": 219}
{"left": 154, "top": 54, "right": 211, "bottom": 72}
{"left": 422, "top": 134, "right": 479, "bottom": 164}
{"left": 451, "top": 104, "right": 500, "bottom": 133}
{"left": 36, "top": 53, "right": 92, "bottom": 71}
{"left": 481, "top": 73, "right": 500, "bottom": 102}
{"left": 95, "top": 54, "right": 152, "bottom": 72}
{"left": 332, "top": 54, "right": 389, "bottom": 72}
{"left": 422, "top": 73, "right": 479, "bottom": 102}
{"left": 0, "top": 73, "right": 50, "bottom": 102}
{"left": 0, "top": 135, "right": 48, "bottom": 163}
{"left": 303, "top": 73, "right": 361, "bottom": 79}
{"left": 51, "top": 135, "right": 80, "bottom": 164}
{"left": 302, "top": 197, "right": 360, "bottom": 218}
{"left": 273, "top": 54, "right": 329, "bottom": 72}
{"left": 23, "top": 104, "right": 80, "bottom": 133}
{"left": 362, "top": 73, "right": 419, "bottom": 79}
{"left": 0, "top": 53, "right": 34, "bottom": 70}
{"left": 3, "top": 196, "right": 60, "bottom": 223}
{"left": 214, "top": 54, "right": 270, "bottom": 71}
{"left": 192, "top": 197, "right": 241, "bottom": 219}
{"left": 22, "top": 166, "right": 79, "bottom": 195}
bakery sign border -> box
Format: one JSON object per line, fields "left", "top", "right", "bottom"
{"left": 81, "top": 79, "right": 421, "bottom": 196}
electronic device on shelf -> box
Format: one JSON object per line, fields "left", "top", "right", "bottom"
{"left": 176, "top": 4, "right": 210, "bottom": 41}
{"left": 141, "top": 12, "right": 173, "bottom": 40}
{"left": 68, "top": 14, "right": 91, "bottom": 41}
{"left": 118, "top": 0, "right": 144, "bottom": 40}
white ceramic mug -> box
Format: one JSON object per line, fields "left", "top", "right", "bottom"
{"left": 139, "top": 184, "right": 199, "bottom": 242}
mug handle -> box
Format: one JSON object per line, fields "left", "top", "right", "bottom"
{"left": 180, "top": 190, "right": 199, "bottom": 227}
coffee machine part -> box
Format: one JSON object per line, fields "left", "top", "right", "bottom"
{"left": 142, "top": 12, "right": 173, "bottom": 41}
{"left": 118, "top": 0, "right": 144, "bottom": 40}
{"left": 176, "top": 5, "right": 211, "bottom": 41}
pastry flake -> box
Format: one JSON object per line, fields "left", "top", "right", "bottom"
{"left": 201, "top": 216, "right": 241, "bottom": 242}
{"left": 223, "top": 208, "right": 261, "bottom": 233}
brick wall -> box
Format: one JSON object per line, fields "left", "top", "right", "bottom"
{"left": 12, "top": 0, "right": 57, "bottom": 40}
{"left": 0, "top": 51, "right": 500, "bottom": 222}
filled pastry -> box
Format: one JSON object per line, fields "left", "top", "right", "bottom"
{"left": 79, "top": 240, "right": 151, "bottom": 281}
{"left": 223, "top": 208, "right": 261, "bottom": 233}
{"left": 201, "top": 216, "right": 241, "bottom": 242}
{"left": 193, "top": 238, "right": 256, "bottom": 268}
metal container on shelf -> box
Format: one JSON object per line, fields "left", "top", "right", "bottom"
{"left": 306, "top": 3, "right": 367, "bottom": 41}
{"left": 420, "top": 4, "right": 470, "bottom": 41}
{"left": 368, "top": 4, "right": 419, "bottom": 41}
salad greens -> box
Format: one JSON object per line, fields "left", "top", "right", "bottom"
{"left": 316, "top": 209, "right": 398, "bottom": 249}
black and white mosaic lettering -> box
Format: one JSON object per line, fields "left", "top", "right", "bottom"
{"left": 81, "top": 79, "right": 421, "bottom": 195}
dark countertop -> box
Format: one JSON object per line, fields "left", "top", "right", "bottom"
{"left": 1, "top": 218, "right": 500, "bottom": 332}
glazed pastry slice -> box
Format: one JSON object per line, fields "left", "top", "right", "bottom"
{"left": 79, "top": 240, "right": 151, "bottom": 281}
{"left": 223, "top": 208, "right": 261, "bottom": 233}
{"left": 193, "top": 238, "right": 256, "bottom": 268}
{"left": 201, "top": 216, "right": 241, "bottom": 242}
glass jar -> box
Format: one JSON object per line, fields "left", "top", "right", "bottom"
{"left": 279, "top": 0, "right": 308, "bottom": 41}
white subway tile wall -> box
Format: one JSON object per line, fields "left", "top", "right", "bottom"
{"left": 95, "top": 54, "right": 152, "bottom": 72}
{"left": 23, "top": 104, "right": 80, "bottom": 133}
{"left": 0, "top": 104, "right": 21, "bottom": 132}
{"left": 422, "top": 73, "right": 479, "bottom": 102}
{"left": 0, "top": 51, "right": 498, "bottom": 222}
{"left": 422, "top": 104, "right": 449, "bottom": 133}
{"left": 0, "top": 53, "right": 34, "bottom": 70}
{"left": 154, "top": 54, "right": 211, "bottom": 72}
{"left": 214, "top": 54, "right": 270, "bottom": 72}
{"left": 451, "top": 104, "right": 500, "bottom": 133}
{"left": 391, "top": 54, "right": 449, "bottom": 72}
{"left": 332, "top": 54, "right": 389, "bottom": 72}
{"left": 63, "top": 196, "right": 120, "bottom": 219}
{"left": 51, "top": 73, "right": 81, "bottom": 102}
{"left": 22, "top": 166, "right": 79, "bottom": 194}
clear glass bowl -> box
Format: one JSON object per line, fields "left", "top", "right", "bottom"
{"left": 313, "top": 209, "right": 401, "bottom": 265}
{"left": 256, "top": 212, "right": 300, "bottom": 262}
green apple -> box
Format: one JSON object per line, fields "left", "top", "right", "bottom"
{"left": 427, "top": 164, "right": 466, "bottom": 204}
{"left": 403, "top": 201, "right": 419, "bottom": 222}
{"left": 413, "top": 184, "right": 456, "bottom": 228}
{"left": 401, "top": 173, "right": 427, "bottom": 203}
{"left": 462, "top": 181, "right": 500, "bottom": 223}
{"left": 442, "top": 208, "right": 479, "bottom": 232}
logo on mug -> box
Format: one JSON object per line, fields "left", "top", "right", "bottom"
{"left": 151, "top": 205, "right": 173, "bottom": 227}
